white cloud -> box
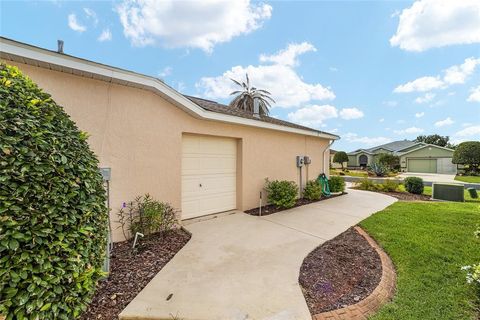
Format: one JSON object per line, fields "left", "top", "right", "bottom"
{"left": 259, "top": 42, "right": 316, "bottom": 67}
{"left": 394, "top": 57, "right": 480, "bottom": 93}
{"left": 414, "top": 92, "right": 435, "bottom": 104}
{"left": 287, "top": 105, "right": 338, "bottom": 127}
{"left": 329, "top": 67, "right": 338, "bottom": 72}
{"left": 434, "top": 117, "right": 454, "bottom": 127}
{"left": 97, "top": 28, "right": 112, "bottom": 42}
{"left": 467, "top": 85, "right": 480, "bottom": 102}
{"left": 158, "top": 66, "right": 172, "bottom": 78}
{"left": 396, "top": 119, "right": 406, "bottom": 124}
{"left": 83, "top": 8, "right": 98, "bottom": 26}
{"left": 197, "top": 43, "right": 335, "bottom": 108}
{"left": 117, "top": 0, "right": 272, "bottom": 52}
{"left": 379, "top": 118, "right": 385, "bottom": 122}
{"left": 68, "top": 14, "right": 86, "bottom": 32}
{"left": 344, "top": 133, "right": 392, "bottom": 147}
{"left": 455, "top": 125, "right": 480, "bottom": 137}
{"left": 394, "top": 76, "right": 444, "bottom": 93}
{"left": 444, "top": 57, "right": 480, "bottom": 85}
{"left": 339, "top": 107, "right": 364, "bottom": 120}
{"left": 394, "top": 127, "right": 424, "bottom": 135}
{"left": 390, "top": 0, "right": 480, "bottom": 52}
{"left": 415, "top": 112, "right": 425, "bottom": 118}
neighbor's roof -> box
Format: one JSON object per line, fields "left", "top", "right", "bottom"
{"left": 0, "top": 36, "right": 339, "bottom": 140}
{"left": 348, "top": 140, "right": 424, "bottom": 155}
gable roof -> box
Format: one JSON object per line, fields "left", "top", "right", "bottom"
{"left": 348, "top": 140, "right": 423, "bottom": 155}
{"left": 0, "top": 37, "right": 339, "bottom": 140}
{"left": 186, "top": 96, "right": 335, "bottom": 134}
{"left": 396, "top": 143, "right": 455, "bottom": 156}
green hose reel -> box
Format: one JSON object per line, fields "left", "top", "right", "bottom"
{"left": 317, "top": 173, "right": 331, "bottom": 196}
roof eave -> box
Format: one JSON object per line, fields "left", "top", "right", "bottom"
{"left": 0, "top": 37, "right": 339, "bottom": 140}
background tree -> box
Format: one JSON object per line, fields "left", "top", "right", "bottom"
{"left": 0, "top": 63, "right": 107, "bottom": 319}
{"left": 377, "top": 153, "right": 400, "bottom": 170}
{"left": 415, "top": 134, "right": 456, "bottom": 149}
{"left": 452, "top": 141, "right": 480, "bottom": 174}
{"left": 229, "top": 73, "right": 275, "bottom": 116}
{"left": 333, "top": 151, "right": 349, "bottom": 170}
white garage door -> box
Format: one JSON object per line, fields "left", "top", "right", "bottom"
{"left": 181, "top": 135, "right": 237, "bottom": 219}
{"left": 437, "top": 158, "right": 456, "bottom": 174}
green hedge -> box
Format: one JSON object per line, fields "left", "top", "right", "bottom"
{"left": 0, "top": 64, "right": 107, "bottom": 319}
{"left": 404, "top": 177, "right": 424, "bottom": 195}
{"left": 328, "top": 176, "right": 345, "bottom": 193}
{"left": 264, "top": 179, "right": 298, "bottom": 208}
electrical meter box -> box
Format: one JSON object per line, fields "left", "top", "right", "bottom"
{"left": 303, "top": 156, "right": 311, "bottom": 165}
{"left": 296, "top": 156, "right": 304, "bottom": 167}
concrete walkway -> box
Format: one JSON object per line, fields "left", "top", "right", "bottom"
{"left": 119, "top": 189, "right": 396, "bottom": 320}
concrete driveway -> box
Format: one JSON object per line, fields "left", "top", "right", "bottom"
{"left": 397, "top": 172, "right": 456, "bottom": 183}
{"left": 119, "top": 189, "right": 396, "bottom": 320}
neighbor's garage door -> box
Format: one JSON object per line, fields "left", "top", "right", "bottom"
{"left": 181, "top": 135, "right": 237, "bottom": 219}
{"left": 407, "top": 159, "right": 437, "bottom": 173}
{"left": 437, "top": 158, "right": 456, "bottom": 174}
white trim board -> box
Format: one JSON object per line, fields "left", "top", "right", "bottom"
{"left": 0, "top": 37, "right": 339, "bottom": 140}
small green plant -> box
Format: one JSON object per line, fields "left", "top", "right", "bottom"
{"left": 264, "top": 179, "right": 298, "bottom": 208}
{"left": 379, "top": 179, "right": 400, "bottom": 192}
{"left": 369, "top": 162, "right": 388, "bottom": 177}
{"left": 355, "top": 178, "right": 376, "bottom": 191}
{"left": 328, "top": 176, "right": 345, "bottom": 193}
{"left": 404, "top": 177, "right": 424, "bottom": 194}
{"left": 303, "top": 180, "right": 322, "bottom": 200}
{"left": 117, "top": 194, "right": 177, "bottom": 240}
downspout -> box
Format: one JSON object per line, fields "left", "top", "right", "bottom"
{"left": 323, "top": 139, "right": 335, "bottom": 176}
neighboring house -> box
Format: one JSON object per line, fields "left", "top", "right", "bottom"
{"left": 347, "top": 140, "right": 456, "bottom": 174}
{"left": 329, "top": 149, "right": 347, "bottom": 169}
{"left": 0, "top": 37, "right": 339, "bottom": 241}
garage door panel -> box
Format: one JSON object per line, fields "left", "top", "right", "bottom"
{"left": 407, "top": 159, "right": 437, "bottom": 173}
{"left": 437, "top": 158, "right": 456, "bottom": 174}
{"left": 182, "top": 135, "right": 237, "bottom": 219}
{"left": 182, "top": 155, "right": 236, "bottom": 175}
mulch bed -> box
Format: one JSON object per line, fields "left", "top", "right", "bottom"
{"left": 80, "top": 229, "right": 191, "bottom": 320}
{"left": 244, "top": 193, "right": 346, "bottom": 216}
{"left": 299, "top": 227, "right": 382, "bottom": 314}
{"left": 352, "top": 188, "right": 431, "bottom": 201}
{"left": 377, "top": 191, "right": 431, "bottom": 201}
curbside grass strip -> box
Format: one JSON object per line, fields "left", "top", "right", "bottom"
{"left": 312, "top": 226, "right": 397, "bottom": 320}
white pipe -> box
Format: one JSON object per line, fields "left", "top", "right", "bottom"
{"left": 323, "top": 139, "right": 335, "bottom": 175}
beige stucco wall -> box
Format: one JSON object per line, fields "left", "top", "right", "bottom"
{"left": 6, "top": 61, "right": 330, "bottom": 241}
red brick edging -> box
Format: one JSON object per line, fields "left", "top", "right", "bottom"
{"left": 312, "top": 226, "right": 396, "bottom": 320}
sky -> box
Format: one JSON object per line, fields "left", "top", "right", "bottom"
{"left": 1, "top": 0, "right": 479, "bottom": 151}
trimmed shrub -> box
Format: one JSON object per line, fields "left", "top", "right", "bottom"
{"left": 303, "top": 180, "right": 322, "bottom": 201}
{"left": 117, "top": 194, "right": 177, "bottom": 240}
{"left": 265, "top": 179, "right": 298, "bottom": 208}
{"left": 404, "top": 177, "right": 424, "bottom": 194}
{"left": 0, "top": 63, "right": 108, "bottom": 319}
{"left": 328, "top": 176, "right": 345, "bottom": 193}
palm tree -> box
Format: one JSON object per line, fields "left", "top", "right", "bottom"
{"left": 229, "top": 73, "right": 275, "bottom": 116}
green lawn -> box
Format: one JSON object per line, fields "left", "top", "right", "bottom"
{"left": 455, "top": 175, "right": 480, "bottom": 183}
{"left": 360, "top": 202, "right": 480, "bottom": 320}
{"left": 330, "top": 168, "right": 368, "bottom": 177}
